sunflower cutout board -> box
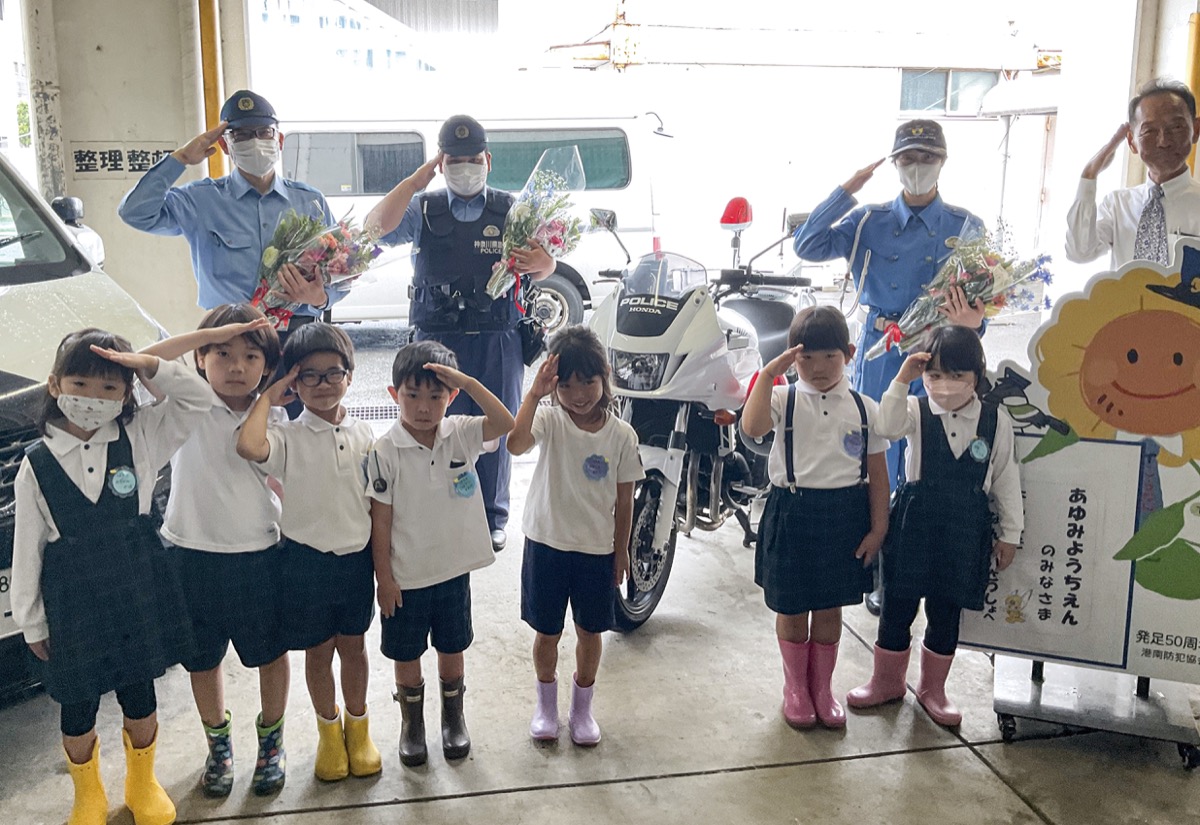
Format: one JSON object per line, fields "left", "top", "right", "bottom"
{"left": 958, "top": 238, "right": 1200, "bottom": 689}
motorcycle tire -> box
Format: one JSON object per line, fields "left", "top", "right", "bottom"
{"left": 613, "top": 473, "right": 678, "bottom": 632}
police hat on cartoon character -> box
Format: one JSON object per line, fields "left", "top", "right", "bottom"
{"left": 438, "top": 114, "right": 488, "bottom": 157}
{"left": 889, "top": 119, "right": 948, "bottom": 158}
{"left": 219, "top": 90, "right": 278, "bottom": 129}
{"left": 1147, "top": 244, "right": 1200, "bottom": 308}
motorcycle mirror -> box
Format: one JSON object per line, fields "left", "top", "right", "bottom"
{"left": 590, "top": 208, "right": 618, "bottom": 231}
{"left": 52, "top": 196, "right": 85, "bottom": 226}
{"left": 786, "top": 212, "right": 809, "bottom": 233}
{"left": 720, "top": 197, "right": 753, "bottom": 232}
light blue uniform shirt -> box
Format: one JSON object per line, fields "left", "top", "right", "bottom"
{"left": 380, "top": 188, "right": 489, "bottom": 251}
{"left": 118, "top": 156, "right": 338, "bottom": 314}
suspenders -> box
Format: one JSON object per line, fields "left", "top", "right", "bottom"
{"left": 784, "top": 383, "right": 869, "bottom": 491}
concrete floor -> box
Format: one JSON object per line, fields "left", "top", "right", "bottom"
{"left": 3, "top": 313, "right": 1200, "bottom": 824}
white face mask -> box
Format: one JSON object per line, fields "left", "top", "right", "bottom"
{"left": 444, "top": 162, "right": 487, "bottom": 197}
{"left": 922, "top": 376, "right": 976, "bottom": 411}
{"left": 230, "top": 138, "right": 279, "bottom": 178}
{"left": 57, "top": 394, "right": 124, "bottom": 431}
{"left": 897, "top": 160, "right": 943, "bottom": 196}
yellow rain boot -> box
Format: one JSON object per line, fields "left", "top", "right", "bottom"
{"left": 122, "top": 728, "right": 176, "bottom": 825}
{"left": 344, "top": 708, "right": 382, "bottom": 777}
{"left": 65, "top": 738, "right": 108, "bottom": 825}
{"left": 314, "top": 708, "right": 349, "bottom": 781}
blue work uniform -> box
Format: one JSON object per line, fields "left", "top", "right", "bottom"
{"left": 118, "top": 156, "right": 339, "bottom": 316}
{"left": 381, "top": 186, "right": 523, "bottom": 532}
{"left": 794, "top": 187, "right": 984, "bottom": 487}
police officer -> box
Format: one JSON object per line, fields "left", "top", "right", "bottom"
{"left": 119, "top": 89, "right": 338, "bottom": 331}
{"left": 367, "top": 115, "right": 554, "bottom": 552}
{"left": 793, "top": 119, "right": 986, "bottom": 614}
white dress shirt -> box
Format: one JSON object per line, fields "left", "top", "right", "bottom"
{"left": 1065, "top": 170, "right": 1200, "bottom": 269}
{"left": 876, "top": 380, "right": 1023, "bottom": 544}
{"left": 261, "top": 408, "right": 374, "bottom": 555}
{"left": 12, "top": 359, "right": 211, "bottom": 643}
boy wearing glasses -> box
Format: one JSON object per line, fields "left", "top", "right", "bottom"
{"left": 119, "top": 89, "right": 338, "bottom": 330}
{"left": 238, "top": 323, "right": 382, "bottom": 782}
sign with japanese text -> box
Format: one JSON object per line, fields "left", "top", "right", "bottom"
{"left": 68, "top": 142, "right": 177, "bottom": 179}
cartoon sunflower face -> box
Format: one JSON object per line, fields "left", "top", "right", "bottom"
{"left": 1079, "top": 310, "right": 1200, "bottom": 435}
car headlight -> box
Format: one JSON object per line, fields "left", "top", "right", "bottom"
{"left": 610, "top": 349, "right": 669, "bottom": 391}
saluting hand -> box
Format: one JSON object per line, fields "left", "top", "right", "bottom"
{"left": 423, "top": 362, "right": 472, "bottom": 391}
{"left": 842, "top": 158, "right": 886, "bottom": 196}
{"left": 896, "top": 351, "right": 932, "bottom": 384}
{"left": 529, "top": 354, "right": 560, "bottom": 399}
{"left": 764, "top": 344, "right": 803, "bottom": 380}
{"left": 91, "top": 345, "right": 161, "bottom": 382}
{"left": 265, "top": 365, "right": 300, "bottom": 407}
{"left": 171, "top": 121, "right": 228, "bottom": 167}
{"left": 212, "top": 317, "right": 273, "bottom": 344}
{"left": 409, "top": 152, "right": 444, "bottom": 190}
{"left": 1082, "top": 124, "right": 1130, "bottom": 180}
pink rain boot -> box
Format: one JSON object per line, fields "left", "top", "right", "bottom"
{"left": 846, "top": 645, "right": 911, "bottom": 709}
{"left": 777, "top": 639, "right": 816, "bottom": 728}
{"left": 807, "top": 641, "right": 845, "bottom": 728}
{"left": 530, "top": 678, "right": 559, "bottom": 741}
{"left": 916, "top": 644, "right": 962, "bottom": 726}
{"left": 568, "top": 674, "right": 601, "bottom": 746}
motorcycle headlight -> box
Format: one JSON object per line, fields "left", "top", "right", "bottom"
{"left": 610, "top": 349, "right": 669, "bottom": 391}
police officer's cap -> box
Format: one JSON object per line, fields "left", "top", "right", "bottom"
{"left": 438, "top": 115, "right": 487, "bottom": 157}
{"left": 220, "top": 90, "right": 278, "bottom": 129}
{"left": 890, "top": 119, "right": 947, "bottom": 158}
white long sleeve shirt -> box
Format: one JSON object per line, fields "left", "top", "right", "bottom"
{"left": 875, "top": 380, "right": 1024, "bottom": 545}
{"left": 1065, "top": 171, "right": 1200, "bottom": 269}
{"left": 11, "top": 359, "right": 210, "bottom": 644}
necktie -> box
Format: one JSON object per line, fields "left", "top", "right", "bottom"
{"left": 1134, "top": 184, "right": 1168, "bottom": 265}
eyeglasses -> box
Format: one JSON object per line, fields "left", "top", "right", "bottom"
{"left": 893, "top": 150, "right": 943, "bottom": 167}
{"left": 297, "top": 368, "right": 349, "bottom": 387}
{"left": 225, "top": 126, "right": 277, "bottom": 143}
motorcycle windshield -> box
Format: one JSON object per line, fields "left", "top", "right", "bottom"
{"left": 618, "top": 251, "right": 707, "bottom": 299}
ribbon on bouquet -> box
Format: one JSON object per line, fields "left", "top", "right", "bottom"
{"left": 882, "top": 322, "right": 905, "bottom": 352}
{"left": 250, "top": 282, "right": 296, "bottom": 331}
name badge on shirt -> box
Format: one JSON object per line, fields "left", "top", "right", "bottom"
{"left": 968, "top": 437, "right": 990, "bottom": 463}
{"left": 108, "top": 466, "right": 138, "bottom": 498}
{"left": 842, "top": 429, "right": 864, "bottom": 458}
{"left": 451, "top": 469, "right": 478, "bottom": 499}
{"left": 583, "top": 454, "right": 610, "bottom": 481}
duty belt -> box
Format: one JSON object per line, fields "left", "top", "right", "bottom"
{"left": 871, "top": 313, "right": 902, "bottom": 332}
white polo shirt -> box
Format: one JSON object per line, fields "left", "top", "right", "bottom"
{"left": 162, "top": 387, "right": 284, "bottom": 553}
{"left": 261, "top": 408, "right": 373, "bottom": 555}
{"left": 522, "top": 407, "right": 645, "bottom": 555}
{"left": 368, "top": 415, "right": 495, "bottom": 590}
{"left": 766, "top": 379, "right": 889, "bottom": 489}
{"left": 12, "top": 358, "right": 210, "bottom": 643}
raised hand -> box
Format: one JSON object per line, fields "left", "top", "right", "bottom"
{"left": 1082, "top": 124, "right": 1131, "bottom": 180}
{"left": 842, "top": 158, "right": 886, "bottom": 196}
{"left": 213, "top": 317, "right": 272, "bottom": 343}
{"left": 764, "top": 344, "right": 803, "bottom": 379}
{"left": 265, "top": 365, "right": 300, "bottom": 407}
{"left": 529, "top": 354, "right": 560, "bottom": 398}
{"left": 91, "top": 345, "right": 158, "bottom": 375}
{"left": 171, "top": 121, "right": 229, "bottom": 166}
{"left": 411, "top": 153, "right": 444, "bottom": 190}
{"left": 423, "top": 362, "right": 472, "bottom": 391}
{"left": 896, "top": 351, "right": 932, "bottom": 384}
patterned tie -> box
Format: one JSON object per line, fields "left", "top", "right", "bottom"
{"left": 1134, "top": 184, "right": 1168, "bottom": 265}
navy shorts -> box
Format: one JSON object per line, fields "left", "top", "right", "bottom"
{"left": 174, "top": 545, "right": 287, "bottom": 672}
{"left": 379, "top": 574, "right": 473, "bottom": 662}
{"left": 279, "top": 539, "right": 375, "bottom": 650}
{"left": 521, "top": 539, "right": 615, "bottom": 635}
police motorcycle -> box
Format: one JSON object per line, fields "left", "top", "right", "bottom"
{"left": 589, "top": 198, "right": 814, "bottom": 630}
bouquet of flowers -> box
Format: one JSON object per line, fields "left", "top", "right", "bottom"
{"left": 251, "top": 209, "right": 381, "bottom": 330}
{"left": 484, "top": 146, "right": 590, "bottom": 301}
{"left": 864, "top": 227, "right": 1052, "bottom": 361}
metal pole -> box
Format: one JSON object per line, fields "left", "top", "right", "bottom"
{"left": 1188, "top": 12, "right": 1200, "bottom": 174}
{"left": 198, "top": 0, "right": 226, "bottom": 178}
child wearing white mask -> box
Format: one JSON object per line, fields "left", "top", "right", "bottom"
{"left": 849, "top": 325, "right": 1023, "bottom": 727}
{"left": 11, "top": 326, "right": 222, "bottom": 825}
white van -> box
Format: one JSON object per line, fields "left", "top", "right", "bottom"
{"left": 281, "top": 109, "right": 663, "bottom": 331}
{"left": 0, "top": 152, "right": 168, "bottom": 699}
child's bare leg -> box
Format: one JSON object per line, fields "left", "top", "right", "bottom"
{"left": 63, "top": 730, "right": 97, "bottom": 764}
{"left": 574, "top": 627, "right": 602, "bottom": 687}
{"left": 810, "top": 607, "right": 843, "bottom": 646}
{"left": 259, "top": 653, "right": 290, "bottom": 726}
{"left": 305, "top": 639, "right": 338, "bottom": 719}
{"left": 190, "top": 664, "right": 226, "bottom": 728}
{"left": 776, "top": 612, "right": 811, "bottom": 643}
{"left": 394, "top": 659, "right": 423, "bottom": 689}
{"left": 336, "top": 634, "right": 368, "bottom": 717}
{"left": 123, "top": 711, "right": 158, "bottom": 749}
{"left": 533, "top": 632, "right": 560, "bottom": 682}
{"left": 436, "top": 650, "right": 464, "bottom": 682}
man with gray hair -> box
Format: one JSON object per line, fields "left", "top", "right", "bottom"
{"left": 1066, "top": 78, "right": 1200, "bottom": 269}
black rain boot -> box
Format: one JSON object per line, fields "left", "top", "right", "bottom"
{"left": 393, "top": 683, "right": 427, "bottom": 767}
{"left": 866, "top": 561, "right": 883, "bottom": 617}
{"left": 440, "top": 676, "right": 471, "bottom": 760}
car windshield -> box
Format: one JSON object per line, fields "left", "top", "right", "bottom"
{"left": 0, "top": 163, "right": 82, "bottom": 285}
{"left": 619, "top": 251, "right": 708, "bottom": 298}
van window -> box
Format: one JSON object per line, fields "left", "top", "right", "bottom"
{"left": 488, "top": 128, "right": 631, "bottom": 192}
{"left": 0, "top": 170, "right": 79, "bottom": 285}
{"left": 283, "top": 131, "right": 425, "bottom": 196}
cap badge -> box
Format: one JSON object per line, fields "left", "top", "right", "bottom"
{"left": 910, "top": 126, "right": 924, "bottom": 135}
{"left": 237, "top": 96, "right": 255, "bottom": 111}
{"left": 483, "top": 225, "right": 500, "bottom": 237}
{"left": 455, "top": 124, "right": 470, "bottom": 139}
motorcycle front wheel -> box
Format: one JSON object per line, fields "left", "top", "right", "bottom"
{"left": 613, "top": 473, "right": 678, "bottom": 632}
